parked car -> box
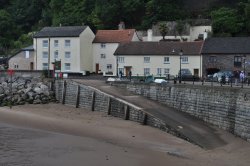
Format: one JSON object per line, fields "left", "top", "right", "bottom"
{"left": 213, "top": 70, "right": 233, "bottom": 83}
{"left": 178, "top": 69, "right": 199, "bottom": 81}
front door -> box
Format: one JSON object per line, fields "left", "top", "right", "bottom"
{"left": 96, "top": 63, "right": 99, "bottom": 74}
{"left": 125, "top": 67, "right": 131, "bottom": 77}
{"left": 194, "top": 69, "right": 199, "bottom": 76}
{"left": 30, "top": 62, "right": 34, "bottom": 70}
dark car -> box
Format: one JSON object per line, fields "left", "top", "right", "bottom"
{"left": 178, "top": 69, "right": 199, "bottom": 81}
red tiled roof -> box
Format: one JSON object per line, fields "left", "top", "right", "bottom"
{"left": 93, "top": 29, "right": 135, "bottom": 43}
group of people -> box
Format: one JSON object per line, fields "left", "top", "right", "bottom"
{"left": 234, "top": 70, "right": 246, "bottom": 85}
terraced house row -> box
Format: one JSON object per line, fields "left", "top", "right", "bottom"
{"left": 8, "top": 25, "right": 250, "bottom": 79}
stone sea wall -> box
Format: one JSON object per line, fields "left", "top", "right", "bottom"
{"left": 54, "top": 80, "right": 182, "bottom": 137}
{"left": 112, "top": 82, "right": 250, "bottom": 142}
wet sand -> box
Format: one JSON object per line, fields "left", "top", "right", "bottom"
{"left": 0, "top": 103, "right": 250, "bottom": 166}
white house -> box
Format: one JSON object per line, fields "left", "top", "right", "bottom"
{"left": 92, "top": 29, "right": 140, "bottom": 76}
{"left": 33, "top": 26, "right": 95, "bottom": 76}
{"left": 114, "top": 41, "right": 203, "bottom": 78}
{"left": 142, "top": 20, "right": 211, "bottom": 42}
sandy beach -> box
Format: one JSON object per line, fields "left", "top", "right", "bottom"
{"left": 0, "top": 103, "right": 250, "bottom": 166}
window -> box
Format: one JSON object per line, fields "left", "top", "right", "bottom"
{"left": 118, "top": 68, "right": 124, "bottom": 74}
{"left": 42, "top": 51, "right": 48, "bottom": 58}
{"left": 181, "top": 56, "right": 188, "bottom": 63}
{"left": 25, "top": 51, "right": 30, "bottom": 58}
{"left": 209, "top": 56, "right": 216, "bottom": 62}
{"left": 234, "top": 56, "right": 242, "bottom": 67}
{"left": 164, "top": 57, "right": 170, "bottom": 63}
{"left": 144, "top": 68, "right": 150, "bottom": 75}
{"left": 107, "top": 64, "right": 112, "bottom": 69}
{"left": 101, "top": 43, "right": 106, "bottom": 48}
{"left": 54, "top": 40, "right": 59, "bottom": 47}
{"left": 101, "top": 54, "right": 106, "bottom": 59}
{"left": 118, "top": 57, "right": 124, "bottom": 63}
{"left": 42, "top": 63, "right": 48, "bottom": 70}
{"left": 157, "top": 68, "right": 162, "bottom": 75}
{"left": 42, "top": 40, "right": 48, "bottom": 48}
{"left": 164, "top": 68, "right": 170, "bottom": 75}
{"left": 65, "top": 40, "right": 71, "bottom": 47}
{"left": 54, "top": 50, "right": 59, "bottom": 59}
{"left": 65, "top": 51, "right": 71, "bottom": 59}
{"left": 65, "top": 63, "right": 71, "bottom": 70}
{"left": 14, "top": 64, "right": 18, "bottom": 69}
{"left": 144, "top": 57, "right": 150, "bottom": 63}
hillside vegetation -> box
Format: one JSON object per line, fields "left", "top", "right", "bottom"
{"left": 0, "top": 0, "right": 249, "bottom": 55}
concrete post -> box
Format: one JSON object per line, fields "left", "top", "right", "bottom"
{"left": 75, "top": 85, "right": 80, "bottom": 108}
{"left": 142, "top": 112, "right": 148, "bottom": 125}
{"left": 107, "top": 97, "right": 111, "bottom": 115}
{"left": 124, "top": 105, "right": 130, "bottom": 120}
{"left": 62, "top": 80, "right": 66, "bottom": 104}
{"left": 91, "top": 91, "right": 96, "bottom": 111}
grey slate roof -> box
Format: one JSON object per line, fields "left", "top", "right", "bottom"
{"left": 114, "top": 41, "right": 203, "bottom": 56}
{"left": 201, "top": 37, "right": 250, "bottom": 54}
{"left": 21, "top": 45, "right": 34, "bottom": 51}
{"left": 33, "top": 26, "right": 87, "bottom": 38}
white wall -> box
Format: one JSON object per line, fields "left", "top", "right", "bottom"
{"left": 80, "top": 27, "right": 95, "bottom": 72}
{"left": 190, "top": 26, "right": 212, "bottom": 41}
{"left": 93, "top": 43, "right": 119, "bottom": 76}
{"left": 116, "top": 55, "right": 201, "bottom": 77}
{"left": 33, "top": 26, "right": 95, "bottom": 73}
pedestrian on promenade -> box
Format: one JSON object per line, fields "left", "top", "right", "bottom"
{"left": 240, "top": 71, "right": 245, "bottom": 83}
{"left": 129, "top": 70, "right": 132, "bottom": 81}
{"left": 234, "top": 70, "right": 240, "bottom": 86}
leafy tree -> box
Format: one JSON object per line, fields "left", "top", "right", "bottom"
{"left": 0, "top": 9, "right": 14, "bottom": 55}
{"left": 176, "top": 20, "right": 185, "bottom": 40}
{"left": 142, "top": 0, "right": 186, "bottom": 29}
{"left": 244, "top": 1, "right": 250, "bottom": 34}
{"left": 159, "top": 23, "right": 168, "bottom": 40}
{"left": 211, "top": 7, "right": 243, "bottom": 36}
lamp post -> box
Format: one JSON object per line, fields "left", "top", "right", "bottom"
{"left": 179, "top": 49, "right": 183, "bottom": 83}
{"left": 116, "top": 56, "right": 119, "bottom": 77}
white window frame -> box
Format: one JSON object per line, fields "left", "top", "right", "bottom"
{"left": 54, "top": 50, "right": 59, "bottom": 59}
{"left": 144, "top": 68, "right": 150, "bottom": 75}
{"left": 54, "top": 40, "right": 59, "bottom": 47}
{"left": 181, "top": 56, "right": 188, "bottom": 64}
{"left": 164, "top": 57, "right": 170, "bottom": 64}
{"left": 101, "top": 54, "right": 106, "bottom": 59}
{"left": 101, "top": 43, "right": 106, "bottom": 48}
{"left": 118, "top": 68, "right": 124, "bottom": 74}
{"left": 42, "top": 63, "right": 48, "bottom": 70}
{"left": 42, "top": 51, "right": 48, "bottom": 58}
{"left": 65, "top": 63, "right": 71, "bottom": 71}
{"left": 107, "top": 64, "right": 112, "bottom": 69}
{"left": 42, "top": 40, "right": 48, "bottom": 48}
{"left": 25, "top": 51, "right": 30, "bottom": 59}
{"left": 65, "top": 40, "right": 71, "bottom": 47}
{"left": 65, "top": 51, "right": 71, "bottom": 59}
{"left": 144, "top": 57, "right": 150, "bottom": 63}
{"left": 118, "top": 57, "right": 125, "bottom": 63}
{"left": 164, "top": 68, "right": 170, "bottom": 75}
{"left": 157, "top": 68, "right": 162, "bottom": 75}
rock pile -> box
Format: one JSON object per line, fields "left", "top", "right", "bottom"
{"left": 0, "top": 77, "right": 56, "bottom": 106}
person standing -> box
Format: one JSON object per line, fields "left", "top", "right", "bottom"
{"left": 234, "top": 70, "right": 240, "bottom": 86}
{"left": 240, "top": 71, "right": 245, "bottom": 83}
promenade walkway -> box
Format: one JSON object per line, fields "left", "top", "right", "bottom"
{"left": 74, "top": 78, "right": 231, "bottom": 150}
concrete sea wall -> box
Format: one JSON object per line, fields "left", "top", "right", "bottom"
{"left": 112, "top": 82, "right": 250, "bottom": 142}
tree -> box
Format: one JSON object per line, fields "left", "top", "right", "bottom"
{"left": 176, "top": 20, "right": 185, "bottom": 40}
{"left": 211, "top": 7, "right": 243, "bottom": 36}
{"left": 159, "top": 22, "right": 168, "bottom": 40}
{"left": 0, "top": 9, "right": 14, "bottom": 55}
